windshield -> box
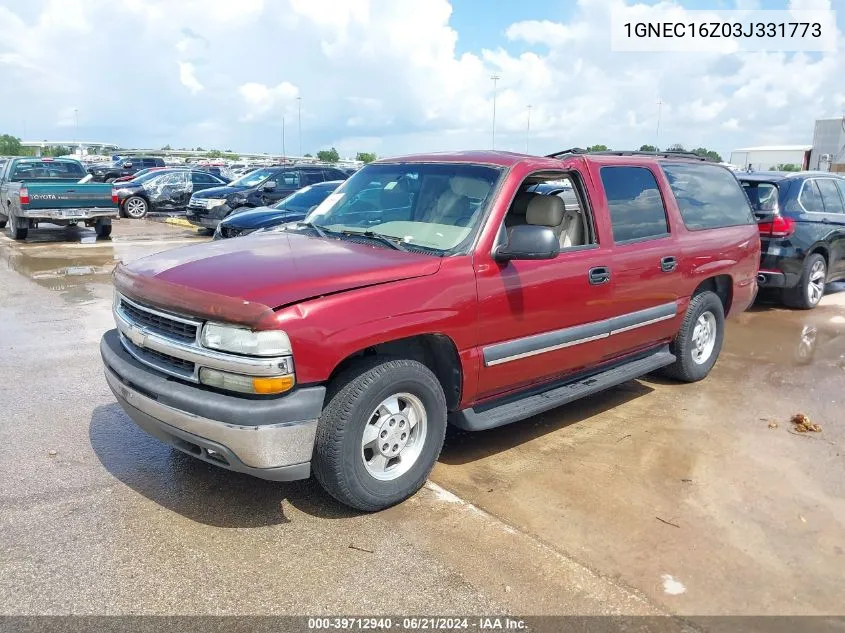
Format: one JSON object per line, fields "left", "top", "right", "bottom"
{"left": 10, "top": 160, "right": 87, "bottom": 181}
{"left": 304, "top": 163, "right": 502, "bottom": 252}
{"left": 741, "top": 181, "right": 779, "bottom": 213}
{"left": 274, "top": 184, "right": 337, "bottom": 210}
{"left": 229, "top": 167, "right": 277, "bottom": 188}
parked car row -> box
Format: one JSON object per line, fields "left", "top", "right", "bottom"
{"left": 185, "top": 164, "right": 349, "bottom": 230}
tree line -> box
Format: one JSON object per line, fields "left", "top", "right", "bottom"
{"left": 1, "top": 134, "right": 378, "bottom": 164}
{"left": 584, "top": 143, "right": 723, "bottom": 162}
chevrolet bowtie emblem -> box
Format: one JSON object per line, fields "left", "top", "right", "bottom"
{"left": 128, "top": 326, "right": 148, "bottom": 348}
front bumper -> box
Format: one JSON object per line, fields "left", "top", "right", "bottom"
{"left": 22, "top": 207, "right": 118, "bottom": 221}
{"left": 100, "top": 329, "right": 325, "bottom": 481}
{"left": 185, "top": 203, "right": 232, "bottom": 228}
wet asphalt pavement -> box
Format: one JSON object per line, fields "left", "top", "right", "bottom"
{"left": 0, "top": 219, "right": 843, "bottom": 618}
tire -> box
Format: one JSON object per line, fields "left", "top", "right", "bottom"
{"left": 123, "top": 196, "right": 149, "bottom": 219}
{"left": 8, "top": 214, "right": 28, "bottom": 241}
{"left": 313, "top": 358, "right": 447, "bottom": 512}
{"left": 782, "top": 253, "right": 826, "bottom": 310}
{"left": 95, "top": 219, "right": 112, "bottom": 239}
{"left": 661, "top": 290, "right": 725, "bottom": 383}
{"left": 105, "top": 177, "right": 116, "bottom": 184}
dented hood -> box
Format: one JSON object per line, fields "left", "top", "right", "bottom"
{"left": 114, "top": 232, "right": 441, "bottom": 328}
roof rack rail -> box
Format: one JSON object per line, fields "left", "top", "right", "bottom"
{"left": 545, "top": 148, "right": 712, "bottom": 161}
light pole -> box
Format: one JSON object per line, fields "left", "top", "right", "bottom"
{"left": 490, "top": 74, "right": 500, "bottom": 149}
{"left": 655, "top": 99, "right": 663, "bottom": 149}
{"left": 74, "top": 108, "right": 79, "bottom": 153}
{"left": 297, "top": 96, "right": 302, "bottom": 158}
{"left": 282, "top": 116, "right": 286, "bottom": 162}
{"left": 526, "top": 104, "right": 532, "bottom": 154}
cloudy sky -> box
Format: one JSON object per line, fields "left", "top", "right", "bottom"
{"left": 0, "top": 0, "right": 842, "bottom": 160}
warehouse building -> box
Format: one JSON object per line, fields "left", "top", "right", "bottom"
{"left": 809, "top": 117, "right": 845, "bottom": 173}
{"left": 729, "top": 145, "right": 811, "bottom": 171}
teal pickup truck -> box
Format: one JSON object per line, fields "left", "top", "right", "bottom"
{"left": 0, "top": 157, "right": 118, "bottom": 240}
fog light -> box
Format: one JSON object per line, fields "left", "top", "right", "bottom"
{"left": 199, "top": 368, "right": 294, "bottom": 394}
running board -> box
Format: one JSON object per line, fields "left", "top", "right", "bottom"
{"left": 449, "top": 346, "right": 675, "bottom": 432}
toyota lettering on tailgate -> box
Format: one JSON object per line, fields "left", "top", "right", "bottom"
{"left": 32, "top": 193, "right": 62, "bottom": 200}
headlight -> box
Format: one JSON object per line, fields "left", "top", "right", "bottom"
{"left": 206, "top": 198, "right": 227, "bottom": 207}
{"left": 201, "top": 322, "right": 292, "bottom": 357}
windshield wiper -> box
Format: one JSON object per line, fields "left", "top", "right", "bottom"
{"left": 339, "top": 229, "right": 407, "bottom": 251}
{"left": 296, "top": 221, "right": 329, "bottom": 238}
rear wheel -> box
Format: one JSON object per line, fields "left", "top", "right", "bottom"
{"left": 124, "top": 196, "right": 149, "bottom": 219}
{"left": 661, "top": 290, "right": 725, "bottom": 382}
{"left": 782, "top": 253, "right": 826, "bottom": 310}
{"left": 95, "top": 218, "right": 112, "bottom": 239}
{"left": 8, "top": 214, "right": 28, "bottom": 241}
{"left": 313, "top": 358, "right": 447, "bottom": 511}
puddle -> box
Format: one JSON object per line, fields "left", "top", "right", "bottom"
{"left": 1, "top": 232, "right": 206, "bottom": 305}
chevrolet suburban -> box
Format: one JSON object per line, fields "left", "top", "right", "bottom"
{"left": 100, "top": 150, "right": 759, "bottom": 511}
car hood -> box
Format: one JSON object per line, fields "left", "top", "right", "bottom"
{"left": 223, "top": 206, "right": 305, "bottom": 229}
{"left": 114, "top": 231, "right": 442, "bottom": 326}
{"left": 191, "top": 185, "right": 249, "bottom": 199}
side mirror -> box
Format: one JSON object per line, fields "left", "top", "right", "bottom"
{"left": 263, "top": 181, "right": 277, "bottom": 192}
{"left": 493, "top": 224, "right": 559, "bottom": 261}
{"left": 123, "top": 162, "right": 132, "bottom": 168}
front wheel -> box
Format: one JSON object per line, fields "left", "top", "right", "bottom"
{"left": 661, "top": 290, "right": 725, "bottom": 382}
{"left": 782, "top": 253, "right": 826, "bottom": 310}
{"left": 313, "top": 358, "right": 447, "bottom": 511}
{"left": 123, "top": 196, "right": 149, "bottom": 219}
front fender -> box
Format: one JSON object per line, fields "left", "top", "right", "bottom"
{"left": 272, "top": 257, "right": 481, "bottom": 402}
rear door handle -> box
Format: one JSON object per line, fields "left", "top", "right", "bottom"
{"left": 661, "top": 256, "right": 677, "bottom": 273}
{"left": 588, "top": 266, "right": 611, "bottom": 285}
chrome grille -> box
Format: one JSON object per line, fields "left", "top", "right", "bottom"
{"left": 122, "top": 337, "right": 195, "bottom": 377}
{"left": 118, "top": 296, "right": 198, "bottom": 342}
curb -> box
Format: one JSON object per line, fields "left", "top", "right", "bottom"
{"left": 163, "top": 217, "right": 196, "bottom": 229}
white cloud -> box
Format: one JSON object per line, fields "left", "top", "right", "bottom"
{"left": 505, "top": 20, "right": 586, "bottom": 46}
{"left": 237, "top": 82, "right": 299, "bottom": 121}
{"left": 0, "top": 0, "right": 841, "bottom": 160}
{"left": 178, "top": 62, "right": 204, "bottom": 94}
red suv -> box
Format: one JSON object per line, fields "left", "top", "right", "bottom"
{"left": 100, "top": 150, "right": 759, "bottom": 510}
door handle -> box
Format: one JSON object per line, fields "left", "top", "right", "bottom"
{"left": 588, "top": 266, "right": 611, "bottom": 285}
{"left": 661, "top": 256, "right": 677, "bottom": 273}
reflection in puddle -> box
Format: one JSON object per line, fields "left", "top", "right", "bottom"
{"left": 1, "top": 237, "right": 205, "bottom": 305}
{"left": 724, "top": 305, "right": 845, "bottom": 372}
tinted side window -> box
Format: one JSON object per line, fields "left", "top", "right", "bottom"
{"left": 663, "top": 163, "right": 754, "bottom": 229}
{"left": 300, "top": 170, "right": 324, "bottom": 185}
{"left": 600, "top": 166, "right": 668, "bottom": 242}
{"left": 817, "top": 178, "right": 845, "bottom": 214}
{"left": 191, "top": 172, "right": 217, "bottom": 184}
{"left": 324, "top": 169, "right": 347, "bottom": 180}
{"left": 276, "top": 170, "right": 300, "bottom": 187}
{"left": 837, "top": 181, "right": 845, "bottom": 205}
{"left": 799, "top": 180, "right": 824, "bottom": 213}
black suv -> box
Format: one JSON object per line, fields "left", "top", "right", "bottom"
{"left": 185, "top": 165, "right": 348, "bottom": 229}
{"left": 87, "top": 157, "right": 166, "bottom": 183}
{"left": 739, "top": 171, "right": 845, "bottom": 309}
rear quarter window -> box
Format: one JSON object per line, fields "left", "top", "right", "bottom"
{"left": 661, "top": 162, "right": 754, "bottom": 230}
